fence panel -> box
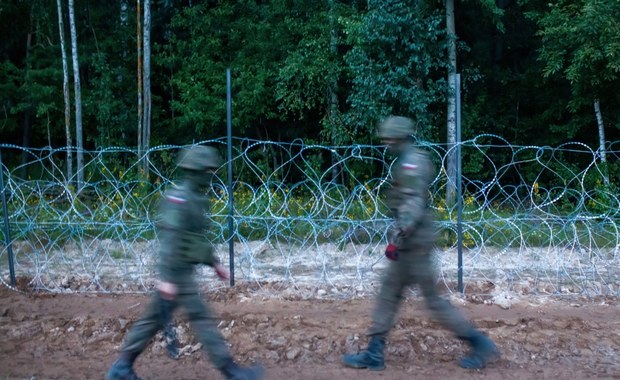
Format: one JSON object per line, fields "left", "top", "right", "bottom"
{"left": 1, "top": 136, "right": 619, "bottom": 297}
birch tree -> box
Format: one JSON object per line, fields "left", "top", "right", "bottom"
{"left": 56, "top": 0, "right": 73, "bottom": 185}
{"left": 68, "top": 0, "right": 84, "bottom": 191}
{"left": 593, "top": 99, "right": 606, "bottom": 165}
{"left": 445, "top": 0, "right": 457, "bottom": 207}
{"left": 444, "top": 0, "right": 505, "bottom": 206}
{"left": 136, "top": 0, "right": 143, "bottom": 163}
{"left": 142, "top": 0, "right": 151, "bottom": 175}
{"left": 536, "top": 0, "right": 620, "bottom": 185}
{"left": 328, "top": 0, "right": 342, "bottom": 182}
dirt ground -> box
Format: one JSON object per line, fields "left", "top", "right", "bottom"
{"left": 1, "top": 281, "right": 619, "bottom": 380}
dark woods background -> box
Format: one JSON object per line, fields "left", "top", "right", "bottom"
{"left": 1, "top": 0, "right": 619, "bottom": 185}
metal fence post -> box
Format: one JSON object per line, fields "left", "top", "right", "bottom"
{"left": 456, "top": 73, "right": 463, "bottom": 294}
{"left": 226, "top": 68, "right": 235, "bottom": 287}
{"left": 0, "top": 150, "right": 16, "bottom": 287}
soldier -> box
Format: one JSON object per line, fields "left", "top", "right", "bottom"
{"left": 105, "top": 146, "right": 264, "bottom": 380}
{"left": 342, "top": 116, "right": 500, "bottom": 371}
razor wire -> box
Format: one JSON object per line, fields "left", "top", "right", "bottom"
{"left": 1, "top": 136, "right": 619, "bottom": 296}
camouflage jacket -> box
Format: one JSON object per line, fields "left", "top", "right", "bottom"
{"left": 386, "top": 145, "right": 436, "bottom": 244}
{"left": 156, "top": 182, "right": 220, "bottom": 289}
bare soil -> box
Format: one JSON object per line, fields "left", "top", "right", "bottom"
{"left": 1, "top": 280, "right": 619, "bottom": 380}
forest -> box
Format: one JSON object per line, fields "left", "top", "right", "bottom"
{"left": 1, "top": 0, "right": 619, "bottom": 183}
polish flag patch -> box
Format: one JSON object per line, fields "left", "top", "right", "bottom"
{"left": 402, "top": 163, "right": 418, "bottom": 170}
{"left": 167, "top": 195, "right": 187, "bottom": 204}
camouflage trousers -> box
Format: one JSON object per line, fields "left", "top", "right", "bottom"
{"left": 121, "top": 291, "right": 231, "bottom": 368}
{"left": 368, "top": 238, "right": 473, "bottom": 338}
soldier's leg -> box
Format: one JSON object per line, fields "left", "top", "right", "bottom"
{"left": 343, "top": 258, "right": 410, "bottom": 370}
{"left": 414, "top": 251, "right": 499, "bottom": 369}
{"left": 413, "top": 250, "right": 473, "bottom": 335}
{"left": 368, "top": 257, "right": 410, "bottom": 336}
{"left": 181, "top": 292, "right": 230, "bottom": 366}
{"left": 182, "top": 292, "right": 263, "bottom": 380}
{"left": 123, "top": 293, "right": 174, "bottom": 352}
{"left": 106, "top": 293, "right": 172, "bottom": 380}
{"left": 161, "top": 297, "right": 181, "bottom": 359}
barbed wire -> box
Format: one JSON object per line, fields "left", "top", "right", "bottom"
{"left": 1, "top": 136, "right": 619, "bottom": 297}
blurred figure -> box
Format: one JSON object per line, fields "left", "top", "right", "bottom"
{"left": 105, "top": 146, "right": 263, "bottom": 380}
{"left": 342, "top": 116, "right": 500, "bottom": 371}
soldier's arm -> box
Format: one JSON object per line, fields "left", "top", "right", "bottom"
{"left": 156, "top": 195, "right": 185, "bottom": 283}
{"left": 395, "top": 151, "right": 433, "bottom": 235}
{"left": 184, "top": 205, "right": 220, "bottom": 267}
{"left": 193, "top": 202, "right": 219, "bottom": 267}
{"left": 195, "top": 239, "right": 220, "bottom": 267}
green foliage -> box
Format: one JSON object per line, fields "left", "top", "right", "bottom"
{"left": 344, "top": 0, "right": 447, "bottom": 139}
{"left": 86, "top": 51, "right": 135, "bottom": 147}
{"left": 434, "top": 204, "right": 619, "bottom": 250}
{"left": 0, "top": 0, "right": 619, "bottom": 180}
{"left": 0, "top": 60, "right": 23, "bottom": 137}
{"left": 458, "top": 0, "right": 563, "bottom": 145}
{"left": 157, "top": 1, "right": 288, "bottom": 140}
{"left": 210, "top": 181, "right": 388, "bottom": 243}
{"left": 536, "top": 0, "right": 620, "bottom": 110}
{"left": 9, "top": 1, "right": 67, "bottom": 144}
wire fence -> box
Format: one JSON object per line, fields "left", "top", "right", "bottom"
{"left": 1, "top": 136, "right": 620, "bottom": 298}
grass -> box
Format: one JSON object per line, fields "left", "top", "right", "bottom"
{"left": 2, "top": 184, "right": 618, "bottom": 251}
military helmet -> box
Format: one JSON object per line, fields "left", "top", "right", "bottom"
{"left": 377, "top": 116, "right": 414, "bottom": 139}
{"left": 177, "top": 145, "right": 222, "bottom": 171}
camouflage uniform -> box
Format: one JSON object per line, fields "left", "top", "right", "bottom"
{"left": 106, "top": 146, "right": 263, "bottom": 380}
{"left": 342, "top": 116, "right": 499, "bottom": 371}
{"left": 368, "top": 145, "right": 474, "bottom": 339}
{"left": 119, "top": 182, "right": 230, "bottom": 366}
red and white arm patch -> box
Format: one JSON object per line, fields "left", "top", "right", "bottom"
{"left": 166, "top": 195, "right": 187, "bottom": 204}
{"left": 402, "top": 163, "right": 418, "bottom": 170}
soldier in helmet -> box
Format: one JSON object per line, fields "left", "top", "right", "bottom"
{"left": 105, "top": 146, "right": 264, "bottom": 380}
{"left": 342, "top": 116, "right": 500, "bottom": 371}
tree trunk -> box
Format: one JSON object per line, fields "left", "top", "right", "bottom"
{"left": 594, "top": 99, "right": 606, "bottom": 163}
{"left": 136, "top": 0, "right": 143, "bottom": 161}
{"left": 142, "top": 0, "right": 151, "bottom": 176}
{"left": 593, "top": 99, "right": 609, "bottom": 186}
{"left": 120, "top": 0, "right": 129, "bottom": 146}
{"left": 56, "top": 0, "right": 73, "bottom": 185}
{"left": 328, "top": 0, "right": 340, "bottom": 183}
{"left": 20, "top": 8, "right": 34, "bottom": 180}
{"left": 445, "top": 0, "right": 457, "bottom": 208}
{"left": 68, "top": 0, "right": 84, "bottom": 192}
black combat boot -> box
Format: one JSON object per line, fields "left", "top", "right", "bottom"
{"left": 342, "top": 335, "right": 386, "bottom": 371}
{"left": 220, "top": 359, "right": 265, "bottom": 380}
{"left": 104, "top": 352, "right": 143, "bottom": 380}
{"left": 459, "top": 331, "right": 500, "bottom": 369}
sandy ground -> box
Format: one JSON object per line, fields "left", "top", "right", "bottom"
{"left": 1, "top": 281, "right": 620, "bottom": 380}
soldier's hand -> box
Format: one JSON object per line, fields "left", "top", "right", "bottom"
{"left": 385, "top": 243, "right": 398, "bottom": 261}
{"left": 157, "top": 281, "right": 177, "bottom": 300}
{"left": 214, "top": 264, "right": 230, "bottom": 281}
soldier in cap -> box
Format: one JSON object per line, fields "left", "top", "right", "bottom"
{"left": 342, "top": 116, "right": 500, "bottom": 371}
{"left": 105, "top": 146, "right": 264, "bottom": 380}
